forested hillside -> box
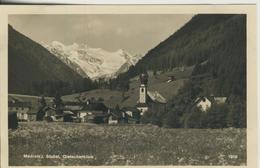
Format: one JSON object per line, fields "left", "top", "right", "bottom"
{"left": 8, "top": 25, "right": 97, "bottom": 96}
{"left": 114, "top": 14, "right": 246, "bottom": 128}
{"left": 113, "top": 14, "right": 246, "bottom": 99}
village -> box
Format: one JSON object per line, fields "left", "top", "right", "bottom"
{"left": 8, "top": 71, "right": 227, "bottom": 129}
{"left": 6, "top": 13, "right": 248, "bottom": 166}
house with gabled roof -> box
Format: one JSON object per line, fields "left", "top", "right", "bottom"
{"left": 194, "top": 95, "right": 227, "bottom": 112}
{"left": 122, "top": 107, "right": 140, "bottom": 124}
{"left": 108, "top": 111, "right": 119, "bottom": 124}
{"left": 8, "top": 96, "right": 32, "bottom": 121}
{"left": 74, "top": 101, "right": 108, "bottom": 123}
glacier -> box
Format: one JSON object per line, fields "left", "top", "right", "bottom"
{"left": 42, "top": 41, "right": 143, "bottom": 80}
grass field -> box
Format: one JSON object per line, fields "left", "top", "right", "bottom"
{"left": 9, "top": 122, "right": 246, "bottom": 166}
{"left": 62, "top": 66, "right": 194, "bottom": 108}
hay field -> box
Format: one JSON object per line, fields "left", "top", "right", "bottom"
{"left": 9, "top": 122, "right": 246, "bottom": 166}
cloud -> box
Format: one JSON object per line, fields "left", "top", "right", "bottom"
{"left": 9, "top": 14, "right": 194, "bottom": 54}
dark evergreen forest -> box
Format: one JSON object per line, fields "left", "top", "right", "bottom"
{"left": 8, "top": 25, "right": 99, "bottom": 96}
{"left": 112, "top": 14, "right": 247, "bottom": 128}
{"left": 112, "top": 14, "right": 246, "bottom": 98}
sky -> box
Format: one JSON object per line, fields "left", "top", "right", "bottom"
{"left": 9, "top": 14, "right": 193, "bottom": 55}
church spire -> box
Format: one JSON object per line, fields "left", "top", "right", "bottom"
{"left": 139, "top": 73, "right": 148, "bottom": 103}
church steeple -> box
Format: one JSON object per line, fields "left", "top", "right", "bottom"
{"left": 137, "top": 73, "right": 149, "bottom": 115}
{"left": 139, "top": 73, "right": 148, "bottom": 104}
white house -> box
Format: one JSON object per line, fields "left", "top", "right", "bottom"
{"left": 108, "top": 115, "right": 118, "bottom": 124}
{"left": 195, "top": 97, "right": 212, "bottom": 112}
{"left": 125, "top": 111, "right": 133, "bottom": 117}
{"left": 8, "top": 96, "right": 32, "bottom": 121}
{"left": 194, "top": 96, "right": 227, "bottom": 112}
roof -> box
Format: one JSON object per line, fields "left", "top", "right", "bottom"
{"left": 122, "top": 107, "right": 139, "bottom": 112}
{"left": 63, "top": 101, "right": 85, "bottom": 106}
{"left": 44, "top": 107, "right": 56, "bottom": 115}
{"left": 9, "top": 94, "right": 53, "bottom": 100}
{"left": 63, "top": 111, "right": 75, "bottom": 115}
{"left": 8, "top": 96, "right": 22, "bottom": 103}
{"left": 194, "top": 97, "right": 209, "bottom": 103}
{"left": 8, "top": 95, "right": 29, "bottom": 106}
{"left": 8, "top": 94, "right": 54, "bottom": 114}
{"left": 147, "top": 91, "right": 167, "bottom": 104}
{"left": 108, "top": 112, "right": 120, "bottom": 120}
{"left": 83, "top": 102, "right": 108, "bottom": 111}
{"left": 214, "top": 97, "right": 227, "bottom": 104}
{"left": 64, "top": 105, "right": 83, "bottom": 111}
{"left": 78, "top": 110, "right": 104, "bottom": 114}
{"left": 63, "top": 101, "right": 108, "bottom": 112}
{"left": 194, "top": 96, "right": 227, "bottom": 104}
{"left": 8, "top": 101, "right": 32, "bottom": 108}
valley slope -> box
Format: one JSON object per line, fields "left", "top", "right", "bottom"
{"left": 8, "top": 25, "right": 85, "bottom": 95}
{"left": 62, "top": 66, "right": 194, "bottom": 108}
{"left": 114, "top": 14, "right": 246, "bottom": 99}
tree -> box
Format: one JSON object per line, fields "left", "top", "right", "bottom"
{"left": 98, "top": 97, "right": 104, "bottom": 102}
{"left": 121, "top": 81, "right": 130, "bottom": 99}
{"left": 39, "top": 95, "right": 47, "bottom": 109}
{"left": 185, "top": 107, "right": 204, "bottom": 128}
{"left": 206, "top": 104, "right": 229, "bottom": 128}
{"left": 90, "top": 97, "right": 96, "bottom": 104}
{"left": 163, "top": 107, "right": 181, "bottom": 128}
{"left": 140, "top": 108, "right": 164, "bottom": 127}
{"left": 36, "top": 96, "right": 48, "bottom": 121}
{"left": 227, "top": 95, "right": 246, "bottom": 128}
{"left": 114, "top": 104, "right": 121, "bottom": 118}
{"left": 153, "top": 70, "right": 157, "bottom": 78}
{"left": 54, "top": 92, "right": 63, "bottom": 115}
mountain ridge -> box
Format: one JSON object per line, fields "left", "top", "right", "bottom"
{"left": 8, "top": 25, "right": 92, "bottom": 96}
{"left": 42, "top": 41, "right": 143, "bottom": 79}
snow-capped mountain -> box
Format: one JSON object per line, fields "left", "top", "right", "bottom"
{"left": 42, "top": 41, "right": 143, "bottom": 79}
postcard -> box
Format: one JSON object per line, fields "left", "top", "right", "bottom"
{"left": 0, "top": 5, "right": 257, "bottom": 167}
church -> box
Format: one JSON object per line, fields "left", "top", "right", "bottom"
{"left": 136, "top": 73, "right": 167, "bottom": 115}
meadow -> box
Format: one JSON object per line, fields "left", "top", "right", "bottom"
{"left": 62, "top": 66, "right": 194, "bottom": 109}
{"left": 9, "top": 122, "right": 246, "bottom": 166}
